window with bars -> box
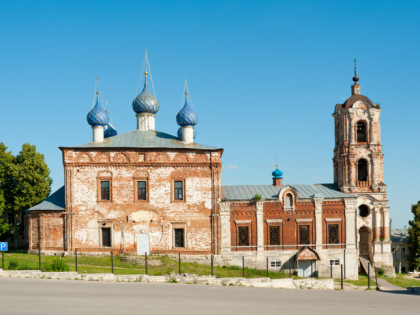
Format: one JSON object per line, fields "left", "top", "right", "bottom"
{"left": 101, "top": 181, "right": 110, "bottom": 200}
{"left": 238, "top": 226, "right": 249, "bottom": 246}
{"left": 174, "top": 228, "right": 185, "bottom": 248}
{"left": 269, "top": 226, "right": 280, "bottom": 245}
{"left": 137, "top": 181, "right": 147, "bottom": 200}
{"left": 328, "top": 224, "right": 339, "bottom": 244}
{"left": 174, "top": 181, "right": 184, "bottom": 200}
{"left": 299, "top": 225, "right": 310, "bottom": 245}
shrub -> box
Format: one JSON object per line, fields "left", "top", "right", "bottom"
{"left": 8, "top": 260, "right": 19, "bottom": 270}
{"left": 377, "top": 268, "right": 385, "bottom": 276}
{"left": 254, "top": 194, "right": 262, "bottom": 201}
{"left": 45, "top": 259, "right": 70, "bottom": 272}
{"left": 167, "top": 276, "right": 178, "bottom": 283}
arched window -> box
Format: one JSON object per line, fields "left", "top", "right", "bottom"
{"left": 285, "top": 194, "right": 293, "bottom": 207}
{"left": 283, "top": 193, "right": 294, "bottom": 211}
{"left": 357, "top": 159, "right": 368, "bottom": 182}
{"left": 356, "top": 121, "right": 367, "bottom": 143}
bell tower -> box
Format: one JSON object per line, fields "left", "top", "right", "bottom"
{"left": 332, "top": 61, "right": 392, "bottom": 268}
{"left": 332, "top": 61, "right": 386, "bottom": 195}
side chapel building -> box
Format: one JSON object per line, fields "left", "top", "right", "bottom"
{"left": 25, "top": 63, "right": 392, "bottom": 279}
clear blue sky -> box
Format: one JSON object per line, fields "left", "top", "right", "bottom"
{"left": 0, "top": 0, "right": 419, "bottom": 229}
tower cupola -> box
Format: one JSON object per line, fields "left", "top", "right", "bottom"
{"left": 176, "top": 89, "right": 198, "bottom": 144}
{"left": 132, "top": 50, "right": 159, "bottom": 131}
{"left": 87, "top": 90, "right": 109, "bottom": 142}
{"left": 132, "top": 71, "right": 160, "bottom": 115}
{"left": 104, "top": 122, "right": 117, "bottom": 138}
{"left": 272, "top": 164, "right": 283, "bottom": 186}
{"left": 132, "top": 71, "right": 159, "bottom": 131}
{"left": 87, "top": 92, "right": 109, "bottom": 127}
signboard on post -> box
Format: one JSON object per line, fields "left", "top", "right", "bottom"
{"left": 0, "top": 242, "right": 8, "bottom": 251}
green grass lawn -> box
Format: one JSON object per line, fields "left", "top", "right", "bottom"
{"left": 380, "top": 274, "right": 420, "bottom": 289}
{"left": 334, "top": 274, "right": 375, "bottom": 287}
{"left": 1, "top": 252, "right": 292, "bottom": 279}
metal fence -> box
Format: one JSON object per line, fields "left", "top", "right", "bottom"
{"left": 0, "top": 250, "right": 293, "bottom": 279}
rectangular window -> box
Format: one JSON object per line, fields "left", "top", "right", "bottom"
{"left": 402, "top": 248, "right": 406, "bottom": 260}
{"left": 101, "top": 181, "right": 110, "bottom": 200}
{"left": 328, "top": 224, "right": 339, "bottom": 244}
{"left": 137, "top": 181, "right": 147, "bottom": 200}
{"left": 329, "top": 259, "right": 340, "bottom": 266}
{"left": 174, "top": 181, "right": 184, "bottom": 200}
{"left": 174, "top": 228, "right": 185, "bottom": 248}
{"left": 269, "top": 226, "right": 281, "bottom": 245}
{"left": 238, "top": 226, "right": 249, "bottom": 246}
{"left": 299, "top": 225, "right": 310, "bottom": 245}
{"left": 102, "top": 228, "right": 111, "bottom": 247}
{"left": 270, "top": 260, "right": 281, "bottom": 268}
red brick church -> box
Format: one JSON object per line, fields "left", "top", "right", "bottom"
{"left": 25, "top": 60, "right": 392, "bottom": 279}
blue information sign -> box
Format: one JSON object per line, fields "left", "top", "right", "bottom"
{"left": 0, "top": 242, "right": 8, "bottom": 251}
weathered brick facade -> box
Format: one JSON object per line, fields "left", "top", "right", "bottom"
{"left": 25, "top": 70, "right": 392, "bottom": 279}
{"left": 27, "top": 148, "right": 222, "bottom": 255}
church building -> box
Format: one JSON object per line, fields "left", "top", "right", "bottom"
{"left": 24, "top": 60, "right": 392, "bottom": 279}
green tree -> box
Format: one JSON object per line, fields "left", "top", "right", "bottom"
{"left": 407, "top": 201, "right": 420, "bottom": 271}
{"left": 0, "top": 143, "right": 13, "bottom": 239}
{"left": 10, "top": 144, "right": 52, "bottom": 245}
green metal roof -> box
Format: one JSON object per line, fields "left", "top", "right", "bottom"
{"left": 221, "top": 184, "right": 354, "bottom": 201}
{"left": 25, "top": 186, "right": 65, "bottom": 212}
{"left": 63, "top": 130, "right": 221, "bottom": 151}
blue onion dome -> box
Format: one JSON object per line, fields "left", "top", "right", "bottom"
{"left": 87, "top": 93, "right": 109, "bottom": 126}
{"left": 176, "top": 92, "right": 198, "bottom": 126}
{"left": 132, "top": 72, "right": 160, "bottom": 114}
{"left": 272, "top": 165, "right": 283, "bottom": 178}
{"left": 177, "top": 127, "right": 197, "bottom": 140}
{"left": 104, "top": 123, "right": 118, "bottom": 138}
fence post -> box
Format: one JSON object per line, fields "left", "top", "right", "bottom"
{"left": 211, "top": 255, "right": 214, "bottom": 277}
{"left": 145, "top": 252, "right": 148, "bottom": 275}
{"left": 75, "top": 249, "right": 78, "bottom": 273}
{"left": 266, "top": 258, "right": 269, "bottom": 278}
{"left": 39, "top": 248, "right": 41, "bottom": 271}
{"left": 111, "top": 250, "right": 114, "bottom": 274}
{"left": 375, "top": 267, "right": 379, "bottom": 290}
{"left": 368, "top": 262, "right": 370, "bottom": 289}
{"left": 289, "top": 259, "right": 291, "bottom": 278}
{"left": 330, "top": 262, "right": 332, "bottom": 278}
{"left": 340, "top": 264, "right": 343, "bottom": 290}
{"left": 2, "top": 252, "right": 4, "bottom": 270}
{"left": 178, "top": 253, "right": 181, "bottom": 275}
{"left": 242, "top": 256, "right": 245, "bottom": 278}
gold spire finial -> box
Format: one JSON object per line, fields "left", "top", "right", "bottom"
{"left": 96, "top": 91, "right": 100, "bottom": 97}
{"left": 185, "top": 91, "right": 188, "bottom": 95}
{"left": 144, "top": 70, "right": 148, "bottom": 77}
{"left": 276, "top": 164, "right": 278, "bottom": 168}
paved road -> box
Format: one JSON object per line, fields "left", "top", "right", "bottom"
{"left": 0, "top": 278, "right": 418, "bottom": 315}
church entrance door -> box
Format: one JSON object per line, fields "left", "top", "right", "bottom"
{"left": 137, "top": 234, "right": 150, "bottom": 255}
{"left": 359, "top": 226, "right": 371, "bottom": 259}
{"left": 297, "top": 260, "right": 313, "bottom": 277}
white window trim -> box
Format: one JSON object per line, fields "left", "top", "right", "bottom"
{"left": 325, "top": 218, "right": 342, "bottom": 222}
{"left": 296, "top": 218, "right": 313, "bottom": 223}
{"left": 266, "top": 219, "right": 283, "bottom": 223}
{"left": 235, "top": 220, "right": 251, "bottom": 224}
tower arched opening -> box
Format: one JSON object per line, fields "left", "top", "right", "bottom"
{"left": 356, "top": 121, "right": 367, "bottom": 143}
{"left": 357, "top": 159, "right": 368, "bottom": 182}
